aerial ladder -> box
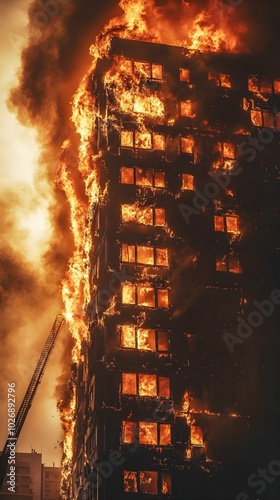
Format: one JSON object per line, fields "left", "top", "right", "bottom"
{"left": 0, "top": 314, "right": 65, "bottom": 489}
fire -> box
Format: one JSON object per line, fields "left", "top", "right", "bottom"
{"left": 57, "top": 0, "right": 247, "bottom": 492}
{"left": 120, "top": 324, "right": 136, "bottom": 348}
{"left": 139, "top": 374, "right": 157, "bottom": 396}
{"left": 138, "top": 328, "right": 156, "bottom": 350}
{"left": 139, "top": 422, "right": 157, "bottom": 445}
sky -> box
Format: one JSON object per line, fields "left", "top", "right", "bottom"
{"left": 0, "top": 0, "right": 280, "bottom": 469}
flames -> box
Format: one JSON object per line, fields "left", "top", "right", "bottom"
{"left": 56, "top": 0, "right": 247, "bottom": 494}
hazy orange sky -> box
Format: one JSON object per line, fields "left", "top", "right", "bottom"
{"left": 0, "top": 0, "right": 65, "bottom": 466}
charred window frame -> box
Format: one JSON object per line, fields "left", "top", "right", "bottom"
{"left": 214, "top": 214, "right": 240, "bottom": 234}
{"left": 119, "top": 325, "right": 170, "bottom": 352}
{"left": 216, "top": 253, "right": 242, "bottom": 274}
{"left": 250, "top": 109, "right": 280, "bottom": 130}
{"left": 121, "top": 373, "right": 171, "bottom": 398}
{"left": 122, "top": 421, "right": 172, "bottom": 446}
{"left": 248, "top": 75, "right": 280, "bottom": 95}
{"left": 121, "top": 283, "right": 169, "bottom": 308}
{"left": 180, "top": 135, "right": 195, "bottom": 155}
{"left": 190, "top": 425, "right": 204, "bottom": 446}
{"left": 180, "top": 100, "right": 195, "bottom": 118}
{"left": 121, "top": 204, "right": 166, "bottom": 226}
{"left": 120, "top": 166, "right": 166, "bottom": 188}
{"left": 215, "top": 142, "right": 237, "bottom": 170}
{"left": 123, "top": 470, "right": 172, "bottom": 494}
{"left": 181, "top": 173, "right": 194, "bottom": 191}
{"left": 208, "top": 71, "right": 231, "bottom": 88}
{"left": 179, "top": 67, "right": 190, "bottom": 83}
{"left": 120, "top": 130, "right": 165, "bottom": 151}
{"left": 121, "top": 244, "right": 169, "bottom": 266}
{"left": 134, "top": 61, "right": 163, "bottom": 80}
{"left": 118, "top": 59, "right": 163, "bottom": 80}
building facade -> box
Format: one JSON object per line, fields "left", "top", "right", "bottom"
{"left": 0, "top": 451, "right": 61, "bottom": 500}
{"left": 70, "top": 38, "right": 280, "bottom": 499}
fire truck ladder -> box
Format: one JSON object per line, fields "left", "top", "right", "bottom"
{"left": 0, "top": 314, "right": 64, "bottom": 488}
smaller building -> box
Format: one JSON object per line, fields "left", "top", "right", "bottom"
{"left": 42, "top": 466, "right": 61, "bottom": 500}
{"left": 0, "top": 451, "right": 61, "bottom": 500}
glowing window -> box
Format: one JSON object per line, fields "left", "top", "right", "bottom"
{"left": 137, "top": 286, "right": 156, "bottom": 307}
{"left": 122, "top": 284, "right": 136, "bottom": 304}
{"left": 226, "top": 216, "right": 239, "bottom": 233}
{"left": 228, "top": 255, "right": 242, "bottom": 273}
{"left": 136, "top": 168, "right": 153, "bottom": 187}
{"left": 159, "top": 377, "right": 170, "bottom": 398}
{"left": 179, "top": 68, "right": 190, "bottom": 82}
{"left": 120, "top": 168, "right": 165, "bottom": 188}
{"left": 216, "top": 255, "right": 227, "bottom": 272}
{"left": 182, "top": 174, "right": 194, "bottom": 190}
{"left": 152, "top": 64, "right": 163, "bottom": 80}
{"left": 216, "top": 255, "right": 242, "bottom": 273}
{"left": 134, "top": 61, "right": 150, "bottom": 78}
{"left": 121, "top": 373, "right": 170, "bottom": 398}
{"left": 139, "top": 422, "right": 157, "bottom": 445}
{"left": 139, "top": 471, "right": 158, "bottom": 494}
{"left": 190, "top": 426, "right": 204, "bottom": 446}
{"left": 122, "top": 373, "right": 137, "bottom": 395}
{"left": 154, "top": 171, "right": 165, "bottom": 188}
{"left": 153, "top": 133, "right": 165, "bottom": 150}
{"left": 215, "top": 142, "right": 236, "bottom": 170}
{"left": 123, "top": 421, "right": 137, "bottom": 443}
{"left": 157, "top": 331, "right": 169, "bottom": 351}
{"left": 120, "top": 325, "right": 136, "bottom": 348}
{"left": 161, "top": 473, "right": 172, "bottom": 494}
{"left": 181, "top": 136, "right": 194, "bottom": 154}
{"left": 121, "top": 167, "right": 134, "bottom": 184}
{"left": 214, "top": 216, "right": 225, "bottom": 232}
{"left": 137, "top": 329, "right": 156, "bottom": 351}
{"left": 124, "top": 471, "right": 171, "bottom": 495}
{"left": 157, "top": 289, "right": 169, "bottom": 308}
{"left": 250, "top": 109, "right": 279, "bottom": 129}
{"left": 135, "top": 132, "right": 152, "bottom": 149}
{"left": 155, "top": 208, "right": 166, "bottom": 226}
{"left": 248, "top": 75, "right": 280, "bottom": 94}
{"left": 250, "top": 110, "right": 262, "bottom": 127}
{"left": 120, "top": 327, "right": 169, "bottom": 352}
{"left": 155, "top": 248, "right": 168, "bottom": 266}
{"left": 220, "top": 73, "right": 231, "bottom": 88}
{"left": 137, "top": 246, "right": 154, "bottom": 265}
{"left": 123, "top": 471, "right": 137, "bottom": 493}
{"left": 121, "top": 131, "right": 134, "bottom": 148}
{"left": 208, "top": 71, "right": 231, "bottom": 88}
{"left": 122, "top": 244, "right": 136, "bottom": 262}
{"left": 248, "top": 75, "right": 258, "bottom": 92}
{"left": 121, "top": 205, "right": 153, "bottom": 225}
{"left": 159, "top": 424, "right": 171, "bottom": 445}
{"left": 223, "top": 143, "right": 235, "bottom": 159}
{"left": 274, "top": 80, "right": 280, "bottom": 94}
{"left": 214, "top": 215, "right": 239, "bottom": 233}
{"left": 180, "top": 100, "right": 193, "bottom": 117}
{"left": 138, "top": 374, "right": 157, "bottom": 397}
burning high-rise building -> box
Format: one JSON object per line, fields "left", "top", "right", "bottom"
{"left": 58, "top": 32, "right": 280, "bottom": 499}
